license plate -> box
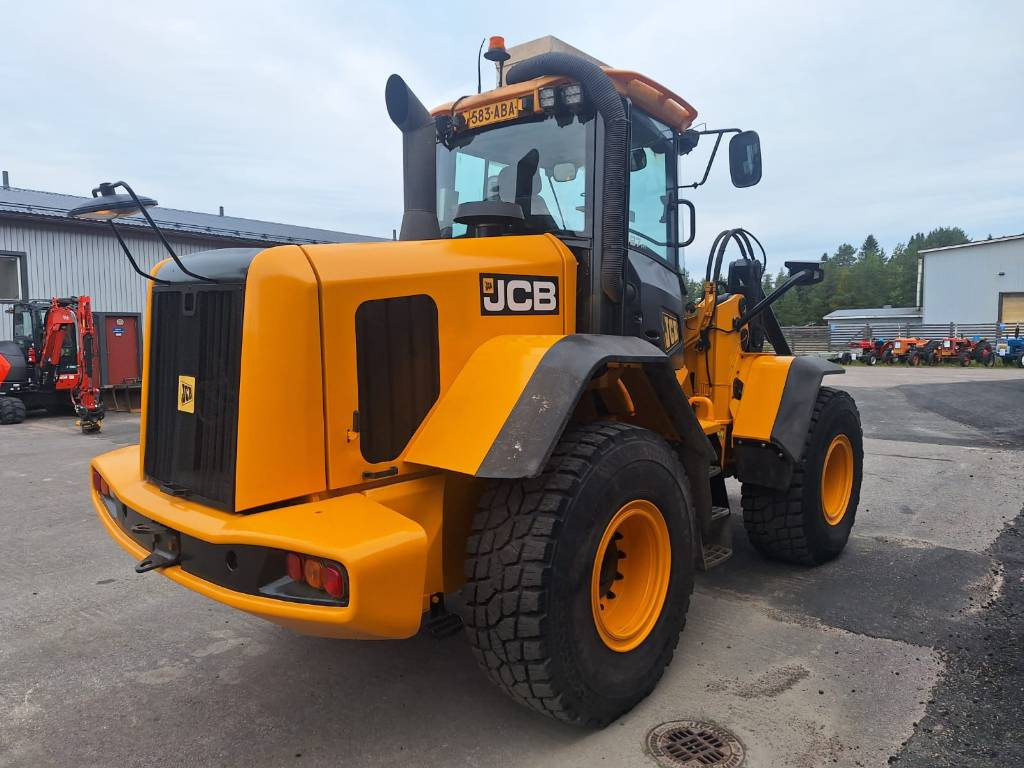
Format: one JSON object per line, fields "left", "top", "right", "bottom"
{"left": 461, "top": 97, "right": 525, "bottom": 129}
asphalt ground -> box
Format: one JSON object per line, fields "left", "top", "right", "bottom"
{"left": 1, "top": 364, "right": 1021, "bottom": 768}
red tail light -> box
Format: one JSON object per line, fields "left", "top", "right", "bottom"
{"left": 91, "top": 469, "right": 110, "bottom": 497}
{"left": 323, "top": 564, "right": 346, "bottom": 599}
{"left": 286, "top": 552, "right": 303, "bottom": 582}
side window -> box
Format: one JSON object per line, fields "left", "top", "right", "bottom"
{"left": 627, "top": 112, "right": 674, "bottom": 266}
{"left": 0, "top": 254, "right": 23, "bottom": 300}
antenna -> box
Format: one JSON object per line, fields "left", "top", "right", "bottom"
{"left": 477, "top": 38, "right": 485, "bottom": 94}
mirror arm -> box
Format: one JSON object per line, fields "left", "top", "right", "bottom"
{"left": 107, "top": 221, "right": 174, "bottom": 285}
{"left": 112, "top": 181, "right": 218, "bottom": 283}
{"left": 678, "top": 128, "right": 741, "bottom": 190}
{"left": 732, "top": 269, "right": 811, "bottom": 330}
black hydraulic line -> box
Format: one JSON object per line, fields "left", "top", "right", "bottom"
{"left": 114, "top": 181, "right": 217, "bottom": 282}
{"left": 107, "top": 221, "right": 174, "bottom": 285}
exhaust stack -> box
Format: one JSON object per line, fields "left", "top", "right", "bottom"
{"left": 385, "top": 75, "right": 441, "bottom": 241}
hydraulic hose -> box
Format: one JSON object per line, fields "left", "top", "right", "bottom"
{"left": 507, "top": 53, "right": 629, "bottom": 303}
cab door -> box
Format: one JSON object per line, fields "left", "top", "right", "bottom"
{"left": 622, "top": 107, "right": 685, "bottom": 359}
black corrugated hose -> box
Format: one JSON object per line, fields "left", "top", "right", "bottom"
{"left": 506, "top": 53, "right": 629, "bottom": 304}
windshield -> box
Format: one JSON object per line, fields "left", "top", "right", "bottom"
{"left": 436, "top": 113, "right": 594, "bottom": 238}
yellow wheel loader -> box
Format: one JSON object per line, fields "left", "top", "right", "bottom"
{"left": 79, "top": 37, "right": 863, "bottom": 727}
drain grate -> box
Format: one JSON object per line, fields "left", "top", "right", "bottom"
{"left": 647, "top": 720, "right": 745, "bottom": 768}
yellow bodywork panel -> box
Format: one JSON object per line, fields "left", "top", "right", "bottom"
{"left": 405, "top": 334, "right": 564, "bottom": 475}
{"left": 730, "top": 354, "right": 796, "bottom": 444}
{"left": 93, "top": 446, "right": 433, "bottom": 639}
{"left": 235, "top": 246, "right": 326, "bottom": 510}
{"left": 302, "top": 234, "right": 576, "bottom": 491}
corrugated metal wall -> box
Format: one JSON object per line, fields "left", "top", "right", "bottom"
{"left": 922, "top": 239, "right": 1024, "bottom": 324}
{"left": 0, "top": 220, "right": 232, "bottom": 341}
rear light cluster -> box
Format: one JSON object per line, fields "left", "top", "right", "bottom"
{"left": 91, "top": 468, "right": 111, "bottom": 498}
{"left": 286, "top": 552, "right": 347, "bottom": 600}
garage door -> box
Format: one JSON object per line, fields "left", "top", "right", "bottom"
{"left": 1000, "top": 293, "right": 1024, "bottom": 323}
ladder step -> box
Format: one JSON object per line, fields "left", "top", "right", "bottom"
{"left": 701, "top": 544, "right": 733, "bottom": 570}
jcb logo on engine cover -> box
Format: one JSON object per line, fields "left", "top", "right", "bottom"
{"left": 177, "top": 375, "right": 195, "bottom": 414}
{"left": 480, "top": 273, "right": 559, "bottom": 315}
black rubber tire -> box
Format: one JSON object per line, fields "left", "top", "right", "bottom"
{"left": 1017, "top": 354, "right": 1024, "bottom": 369}
{"left": 460, "top": 421, "right": 695, "bottom": 727}
{"left": 974, "top": 341, "right": 994, "bottom": 367}
{"left": 863, "top": 352, "right": 876, "bottom": 366}
{"left": 959, "top": 353, "right": 972, "bottom": 367}
{"left": 0, "top": 396, "right": 27, "bottom": 425}
{"left": 741, "top": 387, "right": 863, "bottom": 566}
{"left": 907, "top": 351, "right": 922, "bottom": 367}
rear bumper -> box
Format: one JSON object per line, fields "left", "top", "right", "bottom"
{"left": 91, "top": 446, "right": 429, "bottom": 639}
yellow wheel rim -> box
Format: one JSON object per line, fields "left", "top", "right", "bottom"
{"left": 821, "top": 434, "right": 854, "bottom": 526}
{"left": 590, "top": 500, "right": 671, "bottom": 653}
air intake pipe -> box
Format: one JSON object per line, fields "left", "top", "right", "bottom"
{"left": 506, "top": 53, "right": 628, "bottom": 303}
{"left": 385, "top": 74, "right": 441, "bottom": 240}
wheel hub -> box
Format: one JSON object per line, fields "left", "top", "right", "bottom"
{"left": 821, "top": 434, "right": 854, "bottom": 526}
{"left": 591, "top": 500, "right": 671, "bottom": 652}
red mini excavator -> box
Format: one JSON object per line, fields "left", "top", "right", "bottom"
{"left": 0, "top": 296, "right": 105, "bottom": 432}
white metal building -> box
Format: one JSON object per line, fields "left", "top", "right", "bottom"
{"left": 919, "top": 234, "right": 1024, "bottom": 324}
{"left": 0, "top": 179, "right": 379, "bottom": 386}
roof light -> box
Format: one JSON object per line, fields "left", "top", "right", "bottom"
{"left": 483, "top": 36, "right": 510, "bottom": 63}
{"left": 562, "top": 83, "right": 583, "bottom": 107}
{"left": 539, "top": 87, "right": 557, "bottom": 109}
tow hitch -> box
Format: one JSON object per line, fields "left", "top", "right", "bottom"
{"left": 130, "top": 521, "right": 182, "bottom": 573}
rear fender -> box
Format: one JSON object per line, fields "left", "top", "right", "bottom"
{"left": 406, "top": 333, "right": 716, "bottom": 531}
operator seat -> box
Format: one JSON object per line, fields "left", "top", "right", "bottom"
{"left": 496, "top": 165, "right": 558, "bottom": 232}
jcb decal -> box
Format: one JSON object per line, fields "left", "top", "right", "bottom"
{"left": 480, "top": 273, "right": 559, "bottom": 315}
{"left": 661, "top": 311, "right": 681, "bottom": 351}
{"left": 177, "top": 375, "right": 195, "bottom": 414}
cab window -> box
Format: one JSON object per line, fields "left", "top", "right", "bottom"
{"left": 627, "top": 110, "right": 675, "bottom": 267}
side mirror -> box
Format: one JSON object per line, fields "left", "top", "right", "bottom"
{"left": 629, "top": 148, "right": 648, "bottom": 172}
{"left": 728, "top": 130, "right": 762, "bottom": 188}
{"left": 552, "top": 162, "right": 578, "bottom": 182}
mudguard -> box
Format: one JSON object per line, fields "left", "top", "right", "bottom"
{"left": 408, "top": 333, "right": 715, "bottom": 474}
{"left": 732, "top": 355, "right": 844, "bottom": 489}
{"left": 406, "top": 333, "right": 716, "bottom": 523}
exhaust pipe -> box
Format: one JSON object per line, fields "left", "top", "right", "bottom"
{"left": 386, "top": 74, "right": 441, "bottom": 241}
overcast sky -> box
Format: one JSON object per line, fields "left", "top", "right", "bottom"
{"left": 3, "top": 1, "right": 1021, "bottom": 276}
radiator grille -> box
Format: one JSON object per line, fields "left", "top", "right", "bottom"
{"left": 355, "top": 294, "right": 440, "bottom": 464}
{"left": 144, "top": 287, "right": 244, "bottom": 509}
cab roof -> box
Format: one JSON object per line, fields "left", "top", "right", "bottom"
{"left": 432, "top": 68, "right": 698, "bottom": 133}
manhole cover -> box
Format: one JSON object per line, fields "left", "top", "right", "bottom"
{"left": 647, "top": 720, "right": 745, "bottom": 768}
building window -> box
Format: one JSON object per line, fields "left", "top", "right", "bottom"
{"left": 0, "top": 253, "right": 24, "bottom": 301}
